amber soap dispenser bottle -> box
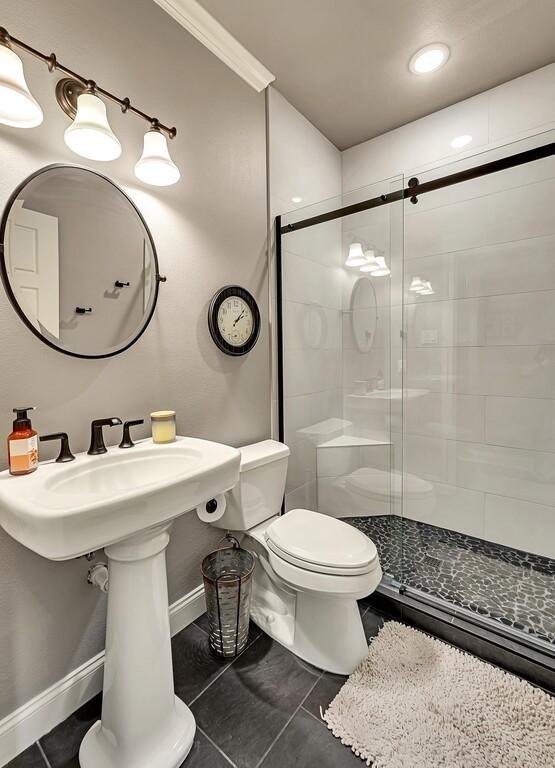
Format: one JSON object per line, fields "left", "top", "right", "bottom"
{"left": 8, "top": 407, "right": 38, "bottom": 476}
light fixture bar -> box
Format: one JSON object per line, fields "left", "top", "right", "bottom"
{"left": 0, "top": 26, "right": 177, "bottom": 139}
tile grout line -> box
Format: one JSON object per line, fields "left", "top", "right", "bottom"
{"left": 254, "top": 669, "right": 325, "bottom": 768}
{"left": 188, "top": 630, "right": 262, "bottom": 708}
{"left": 301, "top": 704, "right": 329, "bottom": 728}
{"left": 35, "top": 740, "right": 52, "bottom": 768}
{"left": 197, "top": 725, "right": 237, "bottom": 767}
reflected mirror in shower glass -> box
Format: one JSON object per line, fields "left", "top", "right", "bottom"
{"left": 0, "top": 165, "right": 160, "bottom": 359}
{"left": 350, "top": 276, "right": 378, "bottom": 352}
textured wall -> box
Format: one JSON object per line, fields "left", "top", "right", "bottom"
{"left": 267, "top": 88, "right": 343, "bottom": 512}
{"left": 0, "top": 0, "right": 269, "bottom": 717}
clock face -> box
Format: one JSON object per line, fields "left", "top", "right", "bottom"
{"left": 217, "top": 295, "right": 254, "bottom": 347}
{"left": 208, "top": 285, "right": 261, "bottom": 356}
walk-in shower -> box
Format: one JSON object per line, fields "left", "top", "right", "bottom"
{"left": 276, "top": 130, "right": 555, "bottom": 667}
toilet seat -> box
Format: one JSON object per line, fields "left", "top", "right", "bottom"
{"left": 264, "top": 508, "right": 378, "bottom": 576}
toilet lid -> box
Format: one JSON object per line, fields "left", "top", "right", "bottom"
{"left": 265, "top": 508, "right": 378, "bottom": 575}
{"left": 345, "top": 468, "right": 433, "bottom": 501}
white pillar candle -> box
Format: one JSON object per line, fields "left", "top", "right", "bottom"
{"left": 150, "top": 410, "right": 176, "bottom": 443}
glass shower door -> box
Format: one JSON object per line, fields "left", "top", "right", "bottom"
{"left": 278, "top": 175, "right": 404, "bottom": 583}
{"left": 401, "top": 129, "right": 555, "bottom": 648}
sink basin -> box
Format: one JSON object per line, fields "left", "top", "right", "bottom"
{"left": 0, "top": 436, "right": 240, "bottom": 560}
{"left": 0, "top": 435, "right": 241, "bottom": 768}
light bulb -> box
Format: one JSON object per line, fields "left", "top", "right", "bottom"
{"left": 345, "top": 242, "right": 366, "bottom": 268}
{"left": 409, "top": 44, "right": 450, "bottom": 75}
{"left": 64, "top": 92, "right": 121, "bottom": 161}
{"left": 0, "top": 43, "right": 43, "bottom": 127}
{"left": 134, "top": 128, "right": 180, "bottom": 186}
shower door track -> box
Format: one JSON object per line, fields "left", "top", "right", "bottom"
{"left": 278, "top": 139, "right": 555, "bottom": 234}
{"left": 274, "top": 138, "right": 555, "bottom": 670}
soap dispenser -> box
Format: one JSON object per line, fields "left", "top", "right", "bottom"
{"left": 7, "top": 407, "right": 38, "bottom": 476}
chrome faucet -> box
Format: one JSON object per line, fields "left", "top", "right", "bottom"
{"left": 88, "top": 417, "right": 122, "bottom": 455}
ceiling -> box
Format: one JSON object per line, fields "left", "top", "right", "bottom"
{"left": 198, "top": 0, "right": 555, "bottom": 150}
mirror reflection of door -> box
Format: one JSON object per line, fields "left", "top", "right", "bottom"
{"left": 1, "top": 166, "right": 158, "bottom": 358}
{"left": 5, "top": 200, "right": 59, "bottom": 338}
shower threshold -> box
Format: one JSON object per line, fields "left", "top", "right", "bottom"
{"left": 346, "top": 515, "right": 555, "bottom": 650}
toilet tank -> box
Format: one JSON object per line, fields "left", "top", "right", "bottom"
{"left": 211, "top": 440, "right": 290, "bottom": 530}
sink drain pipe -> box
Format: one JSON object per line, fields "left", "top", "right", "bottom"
{"left": 88, "top": 562, "right": 109, "bottom": 593}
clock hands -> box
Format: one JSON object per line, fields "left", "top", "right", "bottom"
{"left": 233, "top": 309, "right": 246, "bottom": 326}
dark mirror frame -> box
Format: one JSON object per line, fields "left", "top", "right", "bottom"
{"left": 0, "top": 164, "right": 163, "bottom": 360}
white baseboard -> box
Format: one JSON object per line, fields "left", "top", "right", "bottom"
{"left": 0, "top": 584, "right": 206, "bottom": 767}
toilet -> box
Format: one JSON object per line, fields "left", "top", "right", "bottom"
{"left": 210, "top": 439, "right": 382, "bottom": 675}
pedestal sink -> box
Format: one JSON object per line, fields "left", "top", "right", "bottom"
{"left": 0, "top": 436, "right": 241, "bottom": 768}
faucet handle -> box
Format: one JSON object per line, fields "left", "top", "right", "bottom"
{"left": 119, "top": 419, "right": 144, "bottom": 449}
{"left": 40, "top": 432, "right": 75, "bottom": 463}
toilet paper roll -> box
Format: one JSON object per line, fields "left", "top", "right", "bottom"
{"left": 196, "top": 493, "right": 226, "bottom": 523}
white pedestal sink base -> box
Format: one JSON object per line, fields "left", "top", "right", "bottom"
{"left": 80, "top": 697, "right": 195, "bottom": 768}
{"left": 79, "top": 524, "right": 195, "bottom": 768}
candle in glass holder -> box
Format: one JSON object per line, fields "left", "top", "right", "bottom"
{"left": 150, "top": 410, "right": 176, "bottom": 443}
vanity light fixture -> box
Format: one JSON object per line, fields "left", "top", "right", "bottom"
{"left": 64, "top": 88, "right": 121, "bottom": 161}
{"left": 368, "top": 255, "right": 390, "bottom": 277}
{"left": 134, "top": 125, "right": 180, "bottom": 186}
{"left": 409, "top": 43, "right": 450, "bottom": 75}
{"left": 0, "top": 27, "right": 179, "bottom": 184}
{"left": 0, "top": 32, "right": 43, "bottom": 127}
{"left": 451, "top": 134, "right": 472, "bottom": 149}
{"left": 359, "top": 248, "right": 381, "bottom": 272}
{"left": 409, "top": 276, "right": 427, "bottom": 291}
{"left": 345, "top": 242, "right": 367, "bottom": 268}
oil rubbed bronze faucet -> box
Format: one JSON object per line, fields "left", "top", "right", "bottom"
{"left": 87, "top": 417, "right": 122, "bottom": 455}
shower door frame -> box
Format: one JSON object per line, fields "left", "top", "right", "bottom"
{"left": 275, "top": 139, "right": 555, "bottom": 672}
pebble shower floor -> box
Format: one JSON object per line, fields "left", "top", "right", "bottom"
{"left": 346, "top": 515, "right": 555, "bottom": 646}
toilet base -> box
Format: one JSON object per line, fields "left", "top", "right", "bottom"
{"left": 249, "top": 546, "right": 376, "bottom": 675}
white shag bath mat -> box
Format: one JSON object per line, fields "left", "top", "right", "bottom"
{"left": 324, "top": 621, "right": 555, "bottom": 768}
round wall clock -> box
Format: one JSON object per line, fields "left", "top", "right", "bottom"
{"left": 208, "top": 285, "right": 261, "bottom": 356}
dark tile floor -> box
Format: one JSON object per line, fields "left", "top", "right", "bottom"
{"left": 7, "top": 605, "right": 384, "bottom": 768}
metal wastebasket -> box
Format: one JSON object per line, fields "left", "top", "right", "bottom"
{"left": 201, "top": 535, "right": 255, "bottom": 659}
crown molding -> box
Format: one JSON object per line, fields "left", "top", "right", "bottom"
{"left": 153, "top": 0, "right": 275, "bottom": 92}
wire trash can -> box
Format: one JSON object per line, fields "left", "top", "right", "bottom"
{"left": 201, "top": 535, "right": 255, "bottom": 659}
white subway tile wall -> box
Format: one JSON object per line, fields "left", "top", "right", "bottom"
{"left": 343, "top": 64, "right": 555, "bottom": 558}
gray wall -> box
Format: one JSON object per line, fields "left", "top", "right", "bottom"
{"left": 0, "top": 0, "right": 269, "bottom": 717}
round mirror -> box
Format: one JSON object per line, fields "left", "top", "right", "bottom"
{"left": 350, "top": 276, "right": 378, "bottom": 353}
{"left": 0, "top": 165, "right": 161, "bottom": 359}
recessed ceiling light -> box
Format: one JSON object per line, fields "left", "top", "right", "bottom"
{"left": 291, "top": 196, "right": 303, "bottom": 204}
{"left": 451, "top": 134, "right": 472, "bottom": 149}
{"left": 409, "top": 43, "right": 450, "bottom": 75}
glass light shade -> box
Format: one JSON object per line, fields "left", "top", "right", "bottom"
{"left": 369, "top": 256, "right": 390, "bottom": 276}
{"left": 360, "top": 249, "right": 381, "bottom": 272}
{"left": 418, "top": 280, "right": 434, "bottom": 295}
{"left": 134, "top": 129, "right": 180, "bottom": 186}
{"left": 64, "top": 93, "right": 121, "bottom": 161}
{"left": 409, "top": 276, "right": 426, "bottom": 291}
{"left": 0, "top": 44, "right": 43, "bottom": 127}
{"left": 345, "top": 242, "right": 366, "bottom": 267}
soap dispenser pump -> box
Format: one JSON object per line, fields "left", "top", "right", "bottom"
{"left": 8, "top": 407, "right": 38, "bottom": 476}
